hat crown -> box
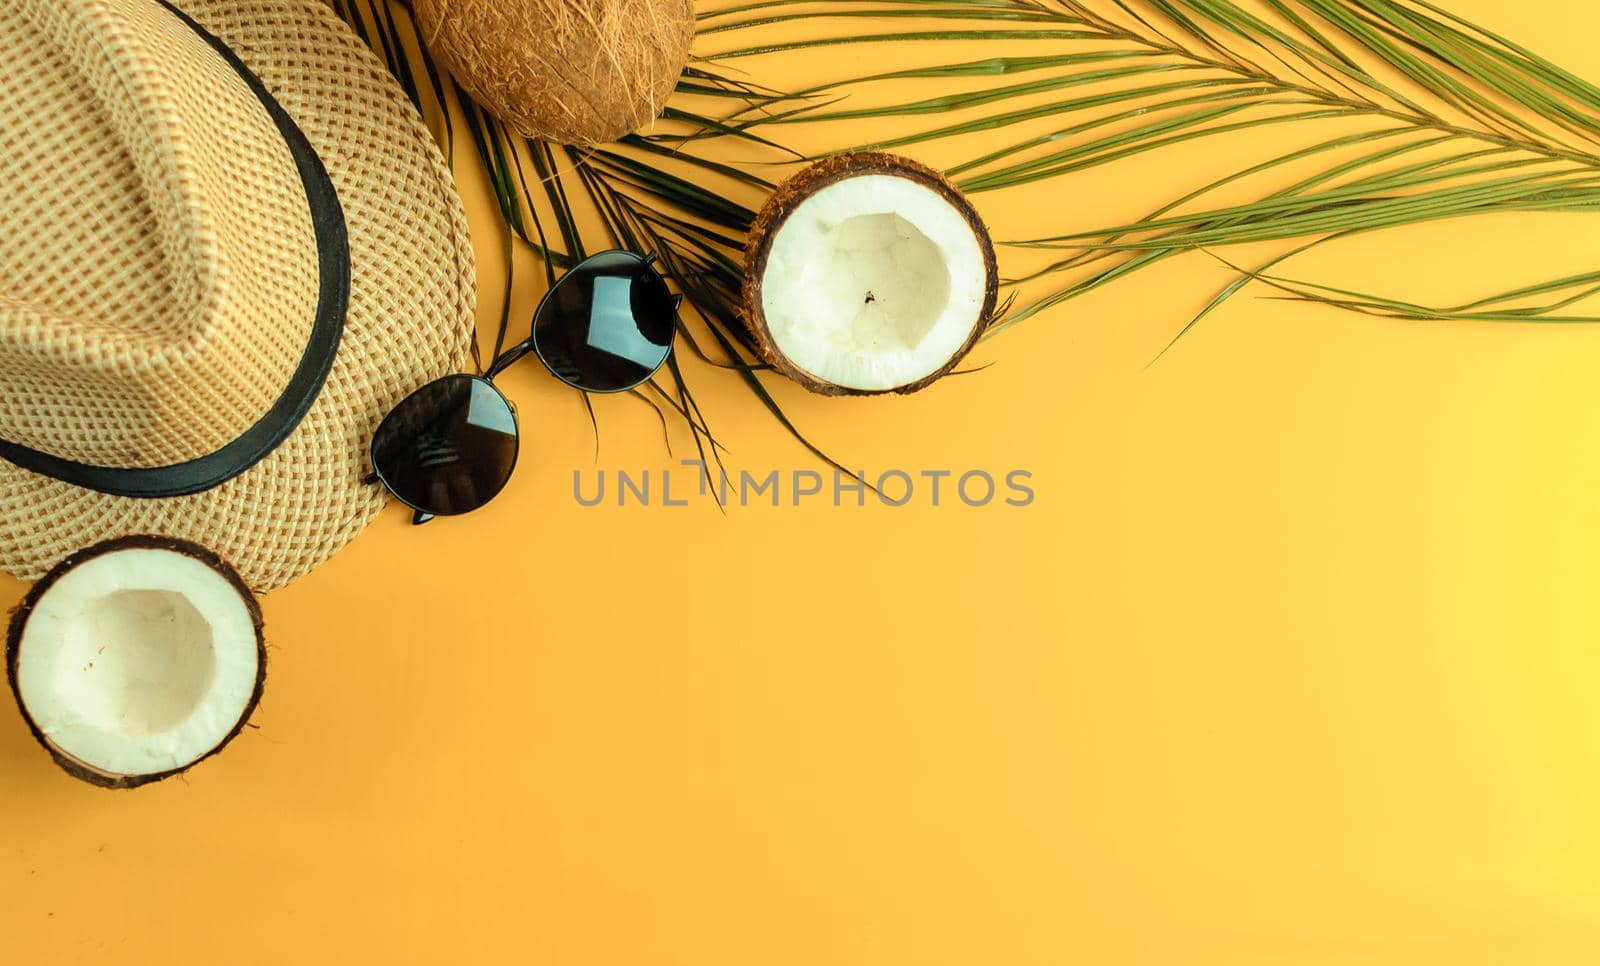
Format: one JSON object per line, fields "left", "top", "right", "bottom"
{"left": 0, "top": 0, "right": 321, "bottom": 469}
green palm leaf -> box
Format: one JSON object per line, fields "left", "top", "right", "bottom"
{"left": 337, "top": 0, "right": 1600, "bottom": 464}
{"left": 705, "top": 0, "right": 1600, "bottom": 336}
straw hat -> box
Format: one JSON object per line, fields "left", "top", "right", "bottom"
{"left": 0, "top": 0, "right": 476, "bottom": 591}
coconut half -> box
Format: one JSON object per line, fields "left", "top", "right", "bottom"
{"left": 743, "top": 152, "right": 998, "bottom": 395}
{"left": 6, "top": 536, "right": 265, "bottom": 788}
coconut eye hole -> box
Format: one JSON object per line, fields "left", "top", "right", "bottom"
{"left": 531, "top": 251, "right": 678, "bottom": 393}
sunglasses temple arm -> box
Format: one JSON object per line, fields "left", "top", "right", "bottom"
{"left": 485, "top": 339, "right": 536, "bottom": 382}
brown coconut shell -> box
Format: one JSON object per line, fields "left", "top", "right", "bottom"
{"left": 742, "top": 152, "right": 1000, "bottom": 397}
{"left": 414, "top": 0, "right": 695, "bottom": 146}
{"left": 6, "top": 535, "right": 267, "bottom": 789}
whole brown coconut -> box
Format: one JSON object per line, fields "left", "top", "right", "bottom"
{"left": 415, "top": 0, "right": 695, "bottom": 146}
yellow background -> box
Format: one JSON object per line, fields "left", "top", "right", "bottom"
{"left": 5, "top": 1, "right": 1600, "bottom": 962}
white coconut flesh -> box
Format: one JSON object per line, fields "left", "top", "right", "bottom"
{"left": 14, "top": 548, "right": 260, "bottom": 779}
{"left": 760, "top": 174, "right": 989, "bottom": 391}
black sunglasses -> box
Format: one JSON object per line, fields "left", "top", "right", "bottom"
{"left": 366, "top": 250, "right": 681, "bottom": 524}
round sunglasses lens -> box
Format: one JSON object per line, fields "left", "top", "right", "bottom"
{"left": 371, "top": 375, "right": 518, "bottom": 516}
{"left": 533, "top": 252, "right": 676, "bottom": 392}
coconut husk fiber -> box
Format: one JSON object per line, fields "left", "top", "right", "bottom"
{"left": 414, "top": 0, "right": 695, "bottom": 146}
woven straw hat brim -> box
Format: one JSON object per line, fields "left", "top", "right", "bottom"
{"left": 0, "top": 0, "right": 476, "bottom": 592}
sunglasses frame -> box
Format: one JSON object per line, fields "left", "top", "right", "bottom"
{"left": 367, "top": 249, "right": 679, "bottom": 525}
{"left": 485, "top": 250, "right": 683, "bottom": 391}
{"left": 366, "top": 373, "right": 520, "bottom": 525}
